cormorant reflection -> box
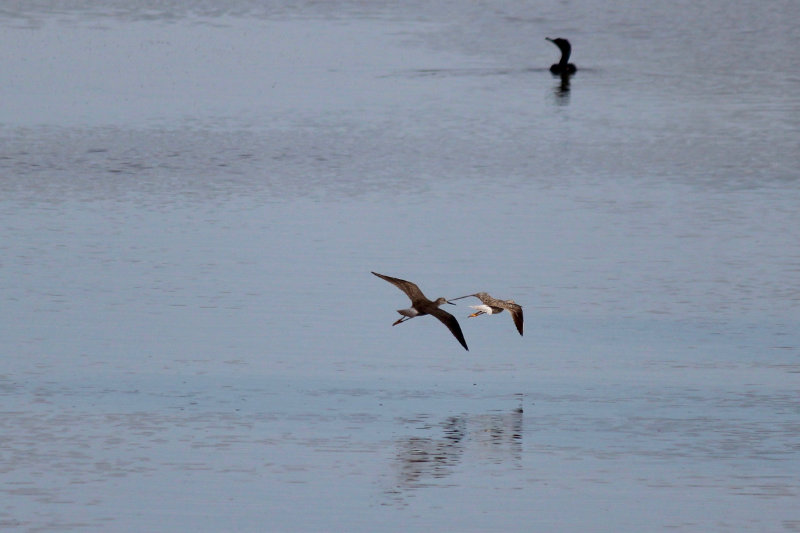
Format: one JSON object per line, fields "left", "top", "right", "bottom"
{"left": 553, "top": 72, "right": 572, "bottom": 99}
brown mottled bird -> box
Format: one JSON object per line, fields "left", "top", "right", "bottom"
{"left": 372, "top": 271, "right": 468, "bottom": 351}
{"left": 450, "top": 292, "right": 523, "bottom": 336}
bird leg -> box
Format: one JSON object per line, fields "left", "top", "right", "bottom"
{"left": 392, "top": 316, "right": 410, "bottom": 326}
{"left": 468, "top": 311, "right": 486, "bottom": 318}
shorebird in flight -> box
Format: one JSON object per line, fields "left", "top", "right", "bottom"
{"left": 372, "top": 271, "right": 469, "bottom": 351}
{"left": 450, "top": 292, "right": 523, "bottom": 336}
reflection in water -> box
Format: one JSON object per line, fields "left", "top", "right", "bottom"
{"left": 552, "top": 73, "right": 572, "bottom": 102}
{"left": 395, "top": 416, "right": 466, "bottom": 487}
{"left": 389, "top": 408, "right": 523, "bottom": 499}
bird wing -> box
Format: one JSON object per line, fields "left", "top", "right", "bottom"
{"left": 506, "top": 303, "right": 524, "bottom": 336}
{"left": 372, "top": 272, "right": 426, "bottom": 302}
{"left": 430, "top": 307, "right": 469, "bottom": 351}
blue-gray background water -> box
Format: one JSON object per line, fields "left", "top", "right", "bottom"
{"left": 1, "top": 1, "right": 799, "bottom": 531}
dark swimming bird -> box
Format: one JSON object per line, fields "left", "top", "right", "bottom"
{"left": 372, "top": 271, "right": 469, "bottom": 351}
{"left": 546, "top": 37, "right": 577, "bottom": 75}
{"left": 450, "top": 292, "right": 523, "bottom": 336}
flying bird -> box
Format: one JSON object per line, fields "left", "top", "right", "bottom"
{"left": 450, "top": 292, "right": 523, "bottom": 336}
{"left": 546, "top": 37, "right": 577, "bottom": 75}
{"left": 372, "top": 271, "right": 469, "bottom": 351}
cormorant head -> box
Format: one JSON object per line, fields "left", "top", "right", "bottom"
{"left": 546, "top": 37, "right": 572, "bottom": 64}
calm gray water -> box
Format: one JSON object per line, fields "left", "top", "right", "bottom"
{"left": 1, "top": 1, "right": 799, "bottom": 531}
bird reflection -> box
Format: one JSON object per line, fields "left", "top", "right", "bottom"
{"left": 553, "top": 73, "right": 572, "bottom": 100}
{"left": 394, "top": 416, "right": 466, "bottom": 488}
{"left": 388, "top": 408, "right": 523, "bottom": 498}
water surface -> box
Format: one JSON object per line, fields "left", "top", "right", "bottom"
{"left": 1, "top": 1, "right": 798, "bottom": 531}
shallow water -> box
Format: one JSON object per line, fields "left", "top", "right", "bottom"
{"left": 1, "top": 1, "right": 799, "bottom": 531}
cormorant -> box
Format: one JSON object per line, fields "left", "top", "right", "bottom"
{"left": 546, "top": 37, "right": 577, "bottom": 75}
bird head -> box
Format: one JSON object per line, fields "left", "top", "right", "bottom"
{"left": 546, "top": 37, "right": 572, "bottom": 59}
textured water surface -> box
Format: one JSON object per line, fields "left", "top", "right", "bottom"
{"left": 1, "top": 1, "right": 798, "bottom": 531}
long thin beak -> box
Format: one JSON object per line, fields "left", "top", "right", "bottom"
{"left": 448, "top": 294, "right": 475, "bottom": 302}
{"left": 446, "top": 301, "right": 456, "bottom": 305}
